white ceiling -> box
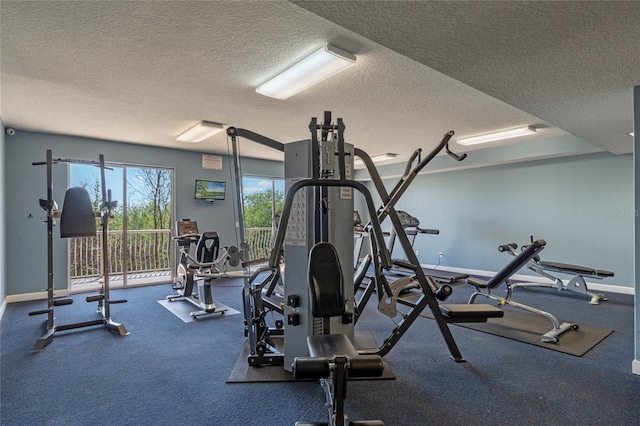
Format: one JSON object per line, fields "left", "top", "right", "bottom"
{"left": 1, "top": 1, "right": 637, "bottom": 165}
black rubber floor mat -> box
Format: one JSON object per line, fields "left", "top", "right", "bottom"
{"left": 227, "top": 331, "right": 395, "bottom": 383}
{"left": 157, "top": 299, "right": 239, "bottom": 323}
{"left": 420, "top": 308, "right": 613, "bottom": 356}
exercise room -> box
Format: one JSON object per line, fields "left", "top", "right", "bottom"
{"left": 1, "top": 2, "right": 639, "bottom": 425}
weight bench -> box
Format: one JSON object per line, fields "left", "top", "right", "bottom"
{"left": 503, "top": 240, "right": 612, "bottom": 304}
{"left": 465, "top": 239, "right": 578, "bottom": 343}
{"left": 292, "top": 242, "right": 384, "bottom": 426}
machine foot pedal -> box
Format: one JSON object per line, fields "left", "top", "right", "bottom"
{"left": 28, "top": 309, "right": 53, "bottom": 316}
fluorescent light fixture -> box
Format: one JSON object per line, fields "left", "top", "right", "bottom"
{"left": 177, "top": 121, "right": 224, "bottom": 143}
{"left": 354, "top": 153, "right": 397, "bottom": 167}
{"left": 256, "top": 44, "right": 357, "bottom": 100}
{"left": 456, "top": 126, "right": 537, "bottom": 146}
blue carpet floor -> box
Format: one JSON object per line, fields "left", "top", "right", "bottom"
{"left": 1, "top": 279, "right": 638, "bottom": 425}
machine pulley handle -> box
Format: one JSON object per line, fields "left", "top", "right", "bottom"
{"left": 402, "top": 149, "right": 422, "bottom": 178}
{"left": 445, "top": 141, "right": 467, "bottom": 161}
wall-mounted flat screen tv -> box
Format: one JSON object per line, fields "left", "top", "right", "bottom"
{"left": 195, "top": 179, "right": 226, "bottom": 201}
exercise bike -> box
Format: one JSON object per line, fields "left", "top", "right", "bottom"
{"left": 168, "top": 218, "right": 240, "bottom": 319}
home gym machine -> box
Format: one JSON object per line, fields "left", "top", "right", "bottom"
{"left": 229, "top": 113, "right": 390, "bottom": 373}
{"left": 501, "top": 235, "right": 612, "bottom": 305}
{"left": 229, "top": 112, "right": 503, "bottom": 373}
{"left": 267, "top": 112, "right": 390, "bottom": 426}
{"left": 29, "top": 150, "right": 127, "bottom": 353}
{"left": 166, "top": 218, "right": 242, "bottom": 318}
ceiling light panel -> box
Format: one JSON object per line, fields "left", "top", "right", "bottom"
{"left": 256, "top": 45, "right": 356, "bottom": 100}
{"left": 456, "top": 126, "right": 537, "bottom": 146}
{"left": 177, "top": 122, "right": 224, "bottom": 143}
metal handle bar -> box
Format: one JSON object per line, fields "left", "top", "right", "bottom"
{"left": 268, "top": 178, "right": 392, "bottom": 270}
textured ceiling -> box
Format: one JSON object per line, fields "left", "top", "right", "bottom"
{"left": 1, "top": 1, "right": 636, "bottom": 166}
{"left": 296, "top": 0, "right": 640, "bottom": 155}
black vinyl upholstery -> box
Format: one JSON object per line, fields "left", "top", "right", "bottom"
{"left": 538, "top": 260, "right": 614, "bottom": 277}
{"left": 308, "top": 242, "right": 345, "bottom": 318}
{"left": 294, "top": 242, "right": 385, "bottom": 426}
{"left": 60, "top": 187, "right": 97, "bottom": 239}
{"left": 469, "top": 239, "right": 546, "bottom": 289}
{"left": 195, "top": 231, "right": 220, "bottom": 264}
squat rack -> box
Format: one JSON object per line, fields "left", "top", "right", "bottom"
{"left": 29, "top": 150, "right": 128, "bottom": 353}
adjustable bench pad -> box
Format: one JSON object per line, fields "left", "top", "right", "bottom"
{"left": 466, "top": 276, "right": 488, "bottom": 288}
{"left": 440, "top": 303, "right": 504, "bottom": 322}
{"left": 538, "top": 261, "right": 614, "bottom": 277}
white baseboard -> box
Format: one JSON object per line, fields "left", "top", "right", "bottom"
{"left": 632, "top": 359, "right": 640, "bottom": 375}
{"left": 420, "top": 264, "right": 634, "bottom": 295}
{"left": 2, "top": 280, "right": 169, "bottom": 307}
{"left": 5, "top": 289, "right": 69, "bottom": 304}
{"left": 0, "top": 264, "right": 634, "bottom": 312}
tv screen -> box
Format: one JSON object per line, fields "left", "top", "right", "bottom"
{"left": 195, "top": 180, "right": 226, "bottom": 201}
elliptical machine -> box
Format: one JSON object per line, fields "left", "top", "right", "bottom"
{"left": 168, "top": 218, "right": 240, "bottom": 319}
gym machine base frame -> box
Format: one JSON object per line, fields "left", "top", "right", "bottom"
{"left": 242, "top": 262, "right": 285, "bottom": 366}
{"left": 166, "top": 276, "right": 228, "bottom": 319}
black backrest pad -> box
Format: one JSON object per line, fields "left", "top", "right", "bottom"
{"left": 60, "top": 187, "right": 97, "bottom": 238}
{"left": 196, "top": 232, "right": 219, "bottom": 263}
{"left": 485, "top": 239, "right": 546, "bottom": 289}
{"left": 308, "top": 242, "right": 345, "bottom": 318}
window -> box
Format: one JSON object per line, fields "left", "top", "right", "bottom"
{"left": 70, "top": 163, "right": 173, "bottom": 289}
{"left": 242, "top": 176, "right": 284, "bottom": 260}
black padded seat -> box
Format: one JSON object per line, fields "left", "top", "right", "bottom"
{"left": 466, "top": 276, "right": 489, "bottom": 288}
{"left": 538, "top": 261, "right": 614, "bottom": 277}
{"left": 307, "top": 334, "right": 358, "bottom": 358}
{"left": 440, "top": 303, "right": 504, "bottom": 322}
{"left": 296, "top": 422, "right": 383, "bottom": 426}
{"left": 538, "top": 261, "right": 595, "bottom": 275}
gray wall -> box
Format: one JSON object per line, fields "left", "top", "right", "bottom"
{"left": 4, "top": 130, "right": 282, "bottom": 297}
{"left": 634, "top": 85, "right": 639, "bottom": 368}
{"left": 357, "top": 150, "right": 633, "bottom": 289}
{"left": 0, "top": 119, "right": 6, "bottom": 307}
{"left": 2, "top": 128, "right": 634, "bottom": 296}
